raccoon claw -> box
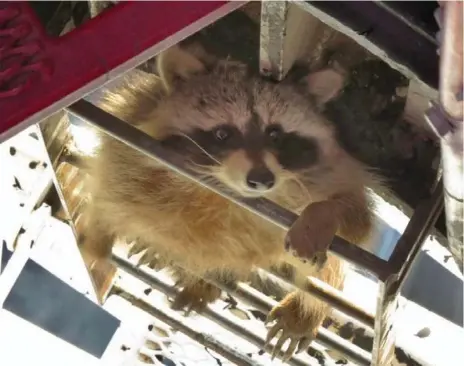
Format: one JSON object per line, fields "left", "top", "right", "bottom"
{"left": 311, "top": 251, "right": 328, "bottom": 271}
{"left": 171, "top": 281, "right": 221, "bottom": 315}
{"left": 137, "top": 251, "right": 160, "bottom": 269}
{"left": 264, "top": 323, "right": 314, "bottom": 361}
{"left": 265, "top": 314, "right": 313, "bottom": 361}
{"left": 128, "top": 241, "right": 147, "bottom": 257}
{"left": 129, "top": 243, "right": 166, "bottom": 270}
{"left": 171, "top": 291, "right": 205, "bottom": 315}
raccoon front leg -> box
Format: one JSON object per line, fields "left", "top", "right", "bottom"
{"left": 286, "top": 190, "right": 374, "bottom": 266}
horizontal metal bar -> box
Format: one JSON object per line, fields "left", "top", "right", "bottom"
{"left": 111, "top": 285, "right": 258, "bottom": 366}
{"left": 112, "top": 254, "right": 372, "bottom": 365}
{"left": 67, "top": 99, "right": 391, "bottom": 280}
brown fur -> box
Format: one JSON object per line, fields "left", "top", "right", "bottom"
{"left": 75, "top": 44, "right": 381, "bottom": 357}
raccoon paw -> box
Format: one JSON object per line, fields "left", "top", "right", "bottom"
{"left": 285, "top": 200, "right": 338, "bottom": 269}
{"left": 171, "top": 280, "right": 222, "bottom": 315}
{"left": 264, "top": 293, "right": 319, "bottom": 361}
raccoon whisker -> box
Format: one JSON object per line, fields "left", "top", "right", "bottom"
{"left": 192, "top": 173, "right": 216, "bottom": 182}
{"left": 186, "top": 164, "right": 226, "bottom": 184}
{"left": 178, "top": 132, "right": 221, "bottom": 165}
{"left": 187, "top": 163, "right": 214, "bottom": 175}
{"left": 182, "top": 164, "right": 223, "bottom": 187}
{"left": 190, "top": 170, "right": 240, "bottom": 197}
{"left": 189, "top": 160, "right": 218, "bottom": 172}
{"left": 182, "top": 160, "right": 231, "bottom": 193}
{"left": 288, "top": 174, "right": 312, "bottom": 202}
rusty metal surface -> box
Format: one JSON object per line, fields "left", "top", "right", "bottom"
{"left": 259, "top": 1, "right": 288, "bottom": 80}
{"left": 88, "top": 0, "right": 114, "bottom": 18}
{"left": 424, "top": 3, "right": 463, "bottom": 273}
{"left": 259, "top": 1, "right": 322, "bottom": 81}
{"left": 430, "top": 1, "right": 463, "bottom": 273}
{"left": 440, "top": 143, "right": 464, "bottom": 274}
{"left": 439, "top": 1, "right": 463, "bottom": 121}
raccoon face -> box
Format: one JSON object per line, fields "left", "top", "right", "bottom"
{"left": 162, "top": 124, "right": 320, "bottom": 197}
{"left": 157, "top": 47, "right": 344, "bottom": 197}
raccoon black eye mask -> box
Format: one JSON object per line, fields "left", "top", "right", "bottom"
{"left": 161, "top": 121, "right": 319, "bottom": 171}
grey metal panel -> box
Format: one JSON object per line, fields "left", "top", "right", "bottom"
{"left": 1, "top": 244, "right": 120, "bottom": 358}
{"left": 402, "top": 251, "right": 464, "bottom": 327}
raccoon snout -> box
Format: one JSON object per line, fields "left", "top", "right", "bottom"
{"left": 246, "top": 166, "right": 275, "bottom": 190}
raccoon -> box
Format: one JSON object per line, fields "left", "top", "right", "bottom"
{"left": 77, "top": 44, "right": 380, "bottom": 360}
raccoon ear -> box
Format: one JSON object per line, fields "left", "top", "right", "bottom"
{"left": 157, "top": 44, "right": 206, "bottom": 92}
{"left": 304, "top": 68, "right": 345, "bottom": 104}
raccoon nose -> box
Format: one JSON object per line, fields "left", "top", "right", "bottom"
{"left": 246, "top": 167, "right": 275, "bottom": 190}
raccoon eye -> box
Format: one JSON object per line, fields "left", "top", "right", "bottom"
{"left": 266, "top": 125, "right": 283, "bottom": 142}
{"left": 214, "top": 127, "right": 230, "bottom": 141}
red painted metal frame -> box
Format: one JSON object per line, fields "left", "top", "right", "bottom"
{"left": 0, "top": 1, "right": 243, "bottom": 142}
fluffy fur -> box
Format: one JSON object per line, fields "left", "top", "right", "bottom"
{"left": 76, "top": 44, "right": 381, "bottom": 359}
